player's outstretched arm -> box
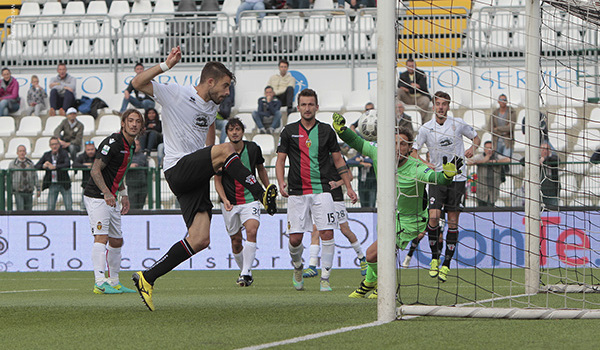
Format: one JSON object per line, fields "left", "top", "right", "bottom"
{"left": 332, "top": 112, "right": 371, "bottom": 157}
{"left": 132, "top": 46, "right": 182, "bottom": 97}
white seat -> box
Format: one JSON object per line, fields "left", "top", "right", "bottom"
{"left": 122, "top": 18, "right": 146, "bottom": 36}
{"left": 213, "top": 16, "right": 235, "bottom": 36}
{"left": 70, "top": 38, "right": 92, "bottom": 58}
{"left": 349, "top": 32, "right": 369, "bottom": 52}
{"left": 296, "top": 34, "right": 321, "bottom": 53}
{"left": 573, "top": 129, "right": 600, "bottom": 152}
{"left": 154, "top": 0, "right": 175, "bottom": 14}
{"left": 286, "top": 112, "right": 301, "bottom": 125}
{"left": 87, "top": 1, "right": 108, "bottom": 15}
{"left": 547, "top": 129, "right": 568, "bottom": 151}
{"left": 561, "top": 174, "right": 579, "bottom": 199}
{"left": 329, "top": 15, "right": 347, "bottom": 33}
{"left": 42, "top": 1, "right": 63, "bottom": 15}
{"left": 316, "top": 112, "right": 335, "bottom": 127}
{"left": 281, "top": 15, "right": 305, "bottom": 34}
{"left": 550, "top": 107, "right": 578, "bottom": 130}
{"left": 5, "top": 137, "right": 32, "bottom": 159}
{"left": 78, "top": 115, "right": 96, "bottom": 137}
{"left": 357, "top": 14, "right": 375, "bottom": 34}
{"left": 146, "top": 18, "right": 167, "bottom": 36}
{"left": 11, "top": 20, "right": 33, "bottom": 40}
{"left": 32, "top": 21, "right": 55, "bottom": 40}
{"left": 0, "top": 159, "right": 13, "bottom": 170}
{"left": 15, "top": 116, "right": 42, "bottom": 137}
{"left": 221, "top": 0, "right": 241, "bottom": 17}
{"left": 1, "top": 40, "right": 23, "bottom": 59}
{"left": 78, "top": 19, "right": 100, "bottom": 37}
{"left": 463, "top": 109, "right": 488, "bottom": 132}
{"left": 19, "top": 2, "right": 41, "bottom": 16}
{"left": 236, "top": 92, "right": 261, "bottom": 113}
{"left": 56, "top": 21, "right": 78, "bottom": 38}
{"left": 344, "top": 111, "right": 362, "bottom": 126}
{"left": 468, "top": 91, "right": 494, "bottom": 109}
{"left": 0, "top": 116, "right": 16, "bottom": 136}
{"left": 235, "top": 113, "right": 257, "bottom": 133}
{"left": 323, "top": 33, "right": 345, "bottom": 51}
{"left": 318, "top": 90, "right": 344, "bottom": 112}
{"left": 259, "top": 16, "right": 282, "bottom": 34}
{"left": 306, "top": 15, "right": 328, "bottom": 33}
{"left": 65, "top": 1, "right": 86, "bottom": 15}
{"left": 239, "top": 16, "right": 259, "bottom": 35}
{"left": 498, "top": 177, "right": 514, "bottom": 199}
{"left": 95, "top": 114, "right": 121, "bottom": 135}
{"left": 31, "top": 137, "right": 51, "bottom": 158}
{"left": 47, "top": 39, "right": 69, "bottom": 58}
{"left": 570, "top": 196, "right": 597, "bottom": 207}
{"left": 588, "top": 107, "right": 600, "bottom": 129}
{"left": 42, "top": 116, "right": 65, "bottom": 136}
{"left": 131, "top": 0, "right": 152, "bottom": 13}
{"left": 313, "top": 0, "right": 333, "bottom": 9}
{"left": 90, "top": 135, "right": 108, "bottom": 146}
{"left": 23, "top": 39, "right": 45, "bottom": 56}
{"left": 565, "top": 152, "right": 589, "bottom": 175}
{"left": 137, "top": 37, "right": 160, "bottom": 56}
{"left": 93, "top": 38, "right": 113, "bottom": 58}
{"left": 108, "top": 1, "right": 131, "bottom": 28}
{"left": 345, "top": 90, "right": 372, "bottom": 111}
{"left": 252, "top": 134, "right": 276, "bottom": 155}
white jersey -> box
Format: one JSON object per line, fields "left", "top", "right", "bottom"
{"left": 413, "top": 115, "right": 477, "bottom": 182}
{"left": 151, "top": 81, "right": 218, "bottom": 171}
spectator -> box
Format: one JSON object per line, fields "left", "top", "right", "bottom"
{"left": 113, "top": 63, "right": 155, "bottom": 116}
{"left": 285, "top": 0, "right": 311, "bottom": 9}
{"left": 24, "top": 75, "right": 47, "bottom": 116}
{"left": 236, "top": 0, "right": 265, "bottom": 24}
{"left": 8, "top": 145, "right": 40, "bottom": 210}
{"left": 347, "top": 152, "right": 376, "bottom": 208}
{"left": 216, "top": 83, "right": 235, "bottom": 144}
{"left": 491, "top": 94, "right": 517, "bottom": 159}
{"left": 139, "top": 108, "right": 162, "bottom": 155}
{"left": 49, "top": 62, "right": 76, "bottom": 116}
{"left": 540, "top": 141, "right": 560, "bottom": 208}
{"left": 591, "top": 147, "right": 600, "bottom": 164}
{"left": 396, "top": 100, "right": 414, "bottom": 136}
{"left": 252, "top": 85, "right": 282, "bottom": 134}
{"left": 350, "top": 101, "right": 375, "bottom": 133}
{"left": 336, "top": 0, "right": 376, "bottom": 10}
{"left": 522, "top": 111, "right": 550, "bottom": 147}
{"left": 467, "top": 140, "right": 510, "bottom": 207}
{"left": 72, "top": 140, "right": 96, "bottom": 210}
{"left": 127, "top": 139, "right": 149, "bottom": 210}
{"left": 0, "top": 67, "right": 20, "bottom": 116}
{"left": 35, "top": 136, "right": 73, "bottom": 211}
{"left": 54, "top": 107, "right": 84, "bottom": 160}
{"left": 397, "top": 58, "right": 432, "bottom": 124}
{"left": 268, "top": 59, "right": 296, "bottom": 114}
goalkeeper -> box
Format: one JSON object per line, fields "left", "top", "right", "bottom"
{"left": 331, "top": 112, "right": 462, "bottom": 298}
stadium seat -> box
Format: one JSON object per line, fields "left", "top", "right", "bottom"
{"left": 41, "top": 116, "right": 64, "bottom": 137}
{"left": 212, "top": 16, "right": 235, "bottom": 36}
{"left": 306, "top": 15, "right": 328, "bottom": 33}
{"left": 131, "top": 0, "right": 152, "bottom": 14}
{"left": 329, "top": 15, "right": 347, "bottom": 34}
{"left": 565, "top": 152, "right": 589, "bottom": 176}
{"left": 561, "top": 175, "right": 578, "bottom": 200}
{"left": 19, "top": 2, "right": 40, "bottom": 16}
{"left": 118, "top": 37, "right": 137, "bottom": 56}
{"left": 588, "top": 107, "right": 600, "bottom": 129}
{"left": 122, "top": 18, "right": 146, "bottom": 36}
{"left": 323, "top": 33, "right": 345, "bottom": 51}
{"left": 498, "top": 176, "right": 514, "bottom": 199}
{"left": 31, "top": 137, "right": 51, "bottom": 158}
{"left": 259, "top": 16, "right": 282, "bottom": 35}
{"left": 47, "top": 39, "right": 69, "bottom": 58}
{"left": 296, "top": 34, "right": 322, "bottom": 53}
{"left": 345, "top": 90, "right": 371, "bottom": 111}
{"left": 10, "top": 19, "right": 32, "bottom": 40}
{"left": 137, "top": 37, "right": 160, "bottom": 56}
{"left": 0, "top": 138, "right": 4, "bottom": 156}
{"left": 463, "top": 109, "right": 488, "bottom": 131}
{"left": 281, "top": 15, "right": 305, "bottom": 34}
{"left": 87, "top": 1, "right": 108, "bottom": 15}
{"left": 15, "top": 116, "right": 42, "bottom": 137}
{"left": 5, "top": 137, "right": 32, "bottom": 159}
{"left": 286, "top": 111, "right": 301, "bottom": 125}
{"left": 236, "top": 92, "right": 261, "bottom": 113}
{"left": 108, "top": 1, "right": 131, "bottom": 28}
{"left": 78, "top": 115, "right": 96, "bottom": 137}
{"left": 97, "top": 20, "right": 113, "bottom": 38}
{"left": 154, "top": 0, "right": 175, "bottom": 14}
{"left": 90, "top": 135, "right": 107, "bottom": 146}
{"left": 252, "top": 134, "right": 275, "bottom": 155}
{"left": 312, "top": 0, "right": 333, "bottom": 9}
{"left": 42, "top": 1, "right": 62, "bottom": 15}
{"left": 23, "top": 38, "right": 45, "bottom": 56}
{"left": 356, "top": 14, "right": 375, "bottom": 34}
{"left": 0, "top": 159, "right": 12, "bottom": 170}
{"left": 69, "top": 38, "right": 92, "bottom": 58}
{"left": 238, "top": 16, "right": 259, "bottom": 35}
{"left": 56, "top": 21, "right": 77, "bottom": 38}
{"left": 1, "top": 40, "right": 23, "bottom": 60}
{"left": 570, "top": 196, "right": 597, "bottom": 207}
{"left": 573, "top": 129, "right": 600, "bottom": 152}
{"left": 547, "top": 129, "right": 568, "bottom": 151}
{"left": 31, "top": 20, "right": 55, "bottom": 40}
{"left": 318, "top": 90, "right": 344, "bottom": 112}
{"left": 95, "top": 114, "right": 121, "bottom": 135}
{"left": 344, "top": 111, "right": 362, "bottom": 126}
{"left": 550, "top": 107, "right": 578, "bottom": 130}
{"left": 221, "top": 0, "right": 241, "bottom": 18}
{"left": 146, "top": 18, "right": 167, "bottom": 36}
{"left": 233, "top": 113, "right": 256, "bottom": 134}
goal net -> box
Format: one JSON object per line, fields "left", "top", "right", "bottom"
{"left": 389, "top": 0, "right": 600, "bottom": 319}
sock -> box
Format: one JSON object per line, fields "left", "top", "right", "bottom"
{"left": 234, "top": 251, "right": 244, "bottom": 270}
{"left": 351, "top": 240, "right": 365, "bottom": 259}
{"left": 144, "top": 239, "right": 195, "bottom": 284}
{"left": 427, "top": 224, "right": 441, "bottom": 260}
{"left": 443, "top": 228, "right": 459, "bottom": 267}
{"left": 241, "top": 241, "right": 256, "bottom": 276}
{"left": 308, "top": 244, "right": 320, "bottom": 267}
{"left": 92, "top": 242, "right": 107, "bottom": 285}
{"left": 223, "top": 153, "right": 264, "bottom": 201}
{"left": 407, "top": 238, "right": 419, "bottom": 257}
{"left": 106, "top": 245, "right": 122, "bottom": 286}
{"left": 289, "top": 241, "right": 304, "bottom": 269}
{"left": 320, "top": 239, "right": 334, "bottom": 280}
{"left": 365, "top": 262, "right": 378, "bottom": 284}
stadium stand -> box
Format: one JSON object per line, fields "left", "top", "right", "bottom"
{"left": 0, "top": 116, "right": 15, "bottom": 137}
{"left": 5, "top": 137, "right": 31, "bottom": 158}
{"left": 15, "top": 116, "right": 42, "bottom": 137}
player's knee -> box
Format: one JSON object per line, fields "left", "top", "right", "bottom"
{"left": 188, "top": 236, "right": 210, "bottom": 252}
{"left": 366, "top": 250, "right": 377, "bottom": 263}
{"left": 108, "top": 237, "right": 123, "bottom": 248}
{"left": 319, "top": 230, "right": 333, "bottom": 241}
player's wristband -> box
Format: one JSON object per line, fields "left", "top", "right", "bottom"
{"left": 120, "top": 188, "right": 128, "bottom": 197}
{"left": 159, "top": 62, "right": 170, "bottom": 72}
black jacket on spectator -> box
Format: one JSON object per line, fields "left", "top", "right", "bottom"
{"left": 72, "top": 152, "right": 95, "bottom": 188}
{"left": 256, "top": 96, "right": 282, "bottom": 118}
{"left": 541, "top": 153, "right": 560, "bottom": 198}
{"left": 35, "top": 148, "right": 71, "bottom": 191}
{"left": 591, "top": 148, "right": 600, "bottom": 164}
{"left": 398, "top": 68, "right": 430, "bottom": 97}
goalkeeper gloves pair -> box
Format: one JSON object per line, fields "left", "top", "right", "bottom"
{"left": 442, "top": 156, "right": 463, "bottom": 179}
{"left": 332, "top": 112, "right": 347, "bottom": 134}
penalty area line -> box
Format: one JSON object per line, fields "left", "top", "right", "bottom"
{"left": 236, "top": 320, "right": 387, "bottom": 350}
{"left": 0, "top": 289, "right": 78, "bottom": 294}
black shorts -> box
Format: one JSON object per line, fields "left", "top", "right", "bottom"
{"left": 164, "top": 146, "right": 216, "bottom": 228}
{"left": 428, "top": 181, "right": 466, "bottom": 212}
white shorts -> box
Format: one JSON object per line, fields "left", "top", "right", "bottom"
{"left": 287, "top": 192, "right": 336, "bottom": 234}
{"left": 84, "top": 195, "right": 122, "bottom": 239}
{"left": 221, "top": 201, "right": 261, "bottom": 236}
{"left": 334, "top": 201, "right": 348, "bottom": 227}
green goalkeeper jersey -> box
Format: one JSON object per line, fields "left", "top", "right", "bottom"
{"left": 339, "top": 128, "right": 451, "bottom": 246}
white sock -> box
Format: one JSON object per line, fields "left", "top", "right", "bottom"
{"left": 91, "top": 242, "right": 107, "bottom": 286}
{"left": 241, "top": 241, "right": 256, "bottom": 276}
{"left": 308, "top": 244, "right": 320, "bottom": 267}
{"left": 321, "top": 239, "right": 335, "bottom": 279}
{"left": 351, "top": 240, "right": 364, "bottom": 259}
{"left": 288, "top": 241, "right": 304, "bottom": 268}
{"left": 234, "top": 251, "right": 244, "bottom": 270}
{"left": 106, "top": 245, "right": 122, "bottom": 286}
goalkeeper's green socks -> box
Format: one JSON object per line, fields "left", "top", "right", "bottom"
{"left": 365, "top": 262, "right": 378, "bottom": 285}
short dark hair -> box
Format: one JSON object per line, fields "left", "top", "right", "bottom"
{"left": 279, "top": 59, "right": 289, "bottom": 67}
{"left": 135, "top": 62, "right": 144, "bottom": 69}
{"left": 200, "top": 62, "right": 235, "bottom": 84}
{"left": 57, "top": 62, "right": 66, "bottom": 68}
{"left": 226, "top": 117, "right": 245, "bottom": 133}
{"left": 406, "top": 57, "right": 415, "bottom": 64}
{"left": 297, "top": 88, "right": 318, "bottom": 105}
{"left": 265, "top": 85, "right": 274, "bottom": 92}
{"left": 1, "top": 67, "right": 10, "bottom": 74}
{"left": 396, "top": 126, "right": 413, "bottom": 143}
{"left": 433, "top": 91, "right": 451, "bottom": 103}
{"left": 484, "top": 140, "right": 493, "bottom": 147}
{"left": 49, "top": 136, "right": 60, "bottom": 143}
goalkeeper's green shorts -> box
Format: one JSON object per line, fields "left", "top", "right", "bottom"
{"left": 395, "top": 215, "right": 428, "bottom": 251}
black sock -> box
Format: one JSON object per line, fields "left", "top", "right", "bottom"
{"left": 144, "top": 239, "right": 195, "bottom": 284}
{"left": 407, "top": 238, "right": 419, "bottom": 257}
{"left": 427, "top": 224, "right": 440, "bottom": 260}
{"left": 223, "top": 153, "right": 265, "bottom": 200}
{"left": 443, "top": 228, "right": 459, "bottom": 267}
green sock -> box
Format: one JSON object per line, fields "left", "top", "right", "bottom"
{"left": 365, "top": 262, "right": 378, "bottom": 284}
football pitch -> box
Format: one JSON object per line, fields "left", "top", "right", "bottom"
{"left": 1, "top": 269, "right": 597, "bottom": 349}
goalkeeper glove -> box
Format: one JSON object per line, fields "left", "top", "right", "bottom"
{"left": 332, "top": 112, "right": 347, "bottom": 134}
{"left": 442, "top": 156, "right": 463, "bottom": 179}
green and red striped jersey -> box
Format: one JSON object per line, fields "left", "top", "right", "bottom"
{"left": 220, "top": 141, "right": 265, "bottom": 205}
{"left": 277, "top": 120, "right": 340, "bottom": 196}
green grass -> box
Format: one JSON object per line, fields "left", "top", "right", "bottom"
{"left": 0, "top": 269, "right": 598, "bottom": 349}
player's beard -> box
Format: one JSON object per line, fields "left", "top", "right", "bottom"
{"left": 208, "top": 88, "right": 225, "bottom": 104}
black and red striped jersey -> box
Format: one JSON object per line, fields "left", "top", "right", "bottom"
{"left": 277, "top": 120, "right": 340, "bottom": 196}
{"left": 84, "top": 132, "right": 135, "bottom": 198}
{"left": 219, "top": 141, "right": 265, "bottom": 205}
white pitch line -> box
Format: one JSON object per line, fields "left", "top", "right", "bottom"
{"left": 0, "top": 288, "right": 78, "bottom": 294}
{"left": 236, "top": 320, "right": 387, "bottom": 350}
